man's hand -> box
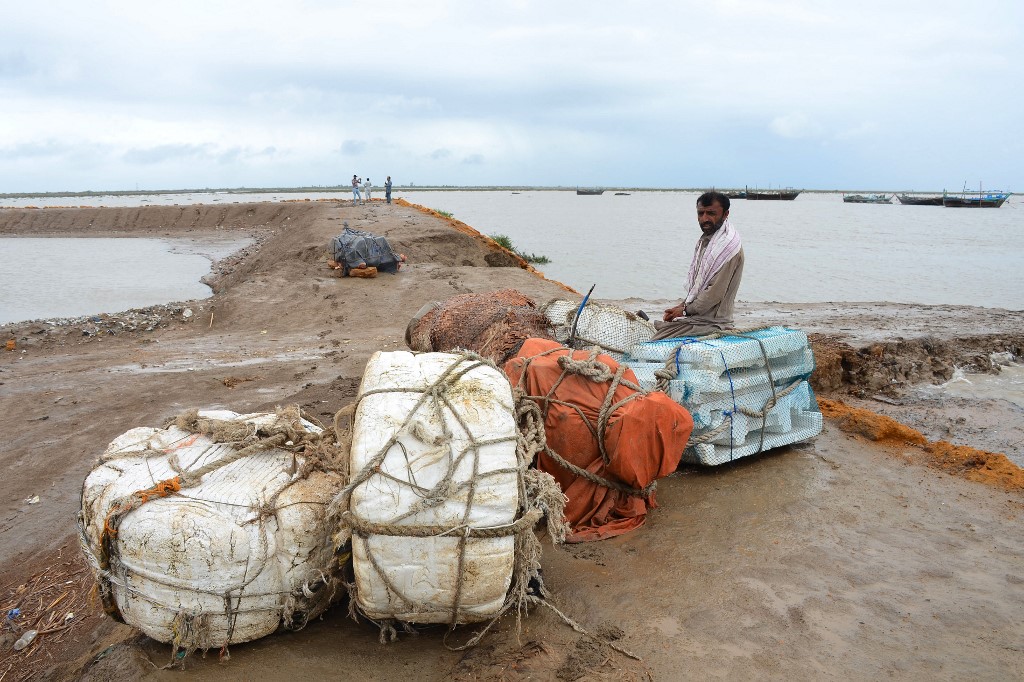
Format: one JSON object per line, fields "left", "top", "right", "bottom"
{"left": 662, "top": 303, "right": 685, "bottom": 321}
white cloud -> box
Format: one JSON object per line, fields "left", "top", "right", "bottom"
{"left": 769, "top": 113, "right": 823, "bottom": 139}
{"left": 835, "top": 121, "right": 879, "bottom": 140}
{"left": 0, "top": 0, "right": 1022, "bottom": 191}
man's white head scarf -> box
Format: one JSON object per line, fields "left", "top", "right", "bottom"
{"left": 684, "top": 218, "right": 742, "bottom": 305}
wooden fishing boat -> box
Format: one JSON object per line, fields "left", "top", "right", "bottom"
{"left": 576, "top": 188, "right": 604, "bottom": 195}
{"left": 746, "top": 188, "right": 800, "bottom": 200}
{"left": 942, "top": 189, "right": 1010, "bottom": 208}
{"left": 843, "top": 193, "right": 892, "bottom": 204}
{"left": 896, "top": 193, "right": 943, "bottom": 206}
{"left": 723, "top": 190, "right": 747, "bottom": 199}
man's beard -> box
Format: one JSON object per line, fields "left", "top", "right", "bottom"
{"left": 700, "top": 217, "right": 725, "bottom": 234}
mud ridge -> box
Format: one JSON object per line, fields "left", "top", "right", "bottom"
{"left": 809, "top": 332, "right": 1024, "bottom": 395}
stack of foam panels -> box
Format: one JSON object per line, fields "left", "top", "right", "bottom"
{"left": 623, "top": 327, "right": 822, "bottom": 465}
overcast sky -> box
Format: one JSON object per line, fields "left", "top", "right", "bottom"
{"left": 2, "top": 1, "right": 1022, "bottom": 193}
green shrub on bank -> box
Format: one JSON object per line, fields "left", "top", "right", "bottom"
{"left": 434, "top": 209, "right": 453, "bottom": 218}
{"left": 489, "top": 234, "right": 551, "bottom": 264}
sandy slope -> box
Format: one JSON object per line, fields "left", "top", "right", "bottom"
{"left": 1, "top": 201, "right": 1022, "bottom": 681}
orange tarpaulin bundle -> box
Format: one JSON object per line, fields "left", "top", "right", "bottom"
{"left": 504, "top": 338, "right": 693, "bottom": 542}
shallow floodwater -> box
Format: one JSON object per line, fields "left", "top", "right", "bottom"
{"left": 921, "top": 363, "right": 1024, "bottom": 408}
{"left": 0, "top": 237, "right": 249, "bottom": 324}
{"left": 398, "top": 190, "right": 1024, "bottom": 309}
{"left": 7, "top": 189, "right": 1019, "bottom": 309}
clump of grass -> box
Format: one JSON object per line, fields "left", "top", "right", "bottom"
{"left": 490, "top": 234, "right": 515, "bottom": 251}
{"left": 490, "top": 234, "right": 551, "bottom": 264}
{"left": 434, "top": 209, "right": 453, "bottom": 218}
{"left": 520, "top": 251, "right": 551, "bottom": 264}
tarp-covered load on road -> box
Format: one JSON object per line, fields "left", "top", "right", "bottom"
{"left": 331, "top": 223, "right": 405, "bottom": 276}
{"left": 504, "top": 338, "right": 693, "bottom": 542}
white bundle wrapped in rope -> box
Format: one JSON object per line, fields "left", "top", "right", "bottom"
{"left": 79, "top": 408, "right": 346, "bottom": 661}
{"left": 337, "top": 350, "right": 564, "bottom": 635}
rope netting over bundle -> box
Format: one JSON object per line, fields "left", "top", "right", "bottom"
{"left": 542, "top": 302, "right": 814, "bottom": 459}
{"left": 405, "top": 289, "right": 556, "bottom": 364}
{"left": 510, "top": 346, "right": 659, "bottom": 499}
{"left": 650, "top": 328, "right": 810, "bottom": 459}
{"left": 511, "top": 323, "right": 814, "bottom": 490}
{"left": 505, "top": 336, "right": 693, "bottom": 578}
{"left": 543, "top": 299, "right": 656, "bottom": 357}
{"left": 81, "top": 406, "right": 350, "bottom": 665}
{"left": 327, "top": 350, "right": 570, "bottom": 649}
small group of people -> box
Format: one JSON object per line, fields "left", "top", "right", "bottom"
{"left": 350, "top": 175, "right": 394, "bottom": 205}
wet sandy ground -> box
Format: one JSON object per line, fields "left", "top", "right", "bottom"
{"left": 2, "top": 201, "right": 1023, "bottom": 680}
{"left": 90, "top": 429, "right": 1024, "bottom": 681}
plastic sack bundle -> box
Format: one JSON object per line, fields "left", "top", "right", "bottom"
{"left": 544, "top": 299, "right": 655, "bottom": 362}
{"left": 624, "top": 326, "right": 822, "bottom": 466}
{"left": 405, "top": 289, "right": 555, "bottom": 364}
{"left": 504, "top": 338, "right": 693, "bottom": 542}
{"left": 79, "top": 408, "right": 347, "bottom": 660}
{"left": 331, "top": 223, "right": 404, "bottom": 275}
{"left": 339, "top": 350, "right": 562, "bottom": 629}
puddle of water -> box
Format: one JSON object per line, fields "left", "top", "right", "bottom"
{"left": 920, "top": 362, "right": 1024, "bottom": 409}
{"left": 648, "top": 615, "right": 682, "bottom": 637}
{"left": 0, "top": 237, "right": 251, "bottom": 324}
{"left": 106, "top": 350, "right": 323, "bottom": 374}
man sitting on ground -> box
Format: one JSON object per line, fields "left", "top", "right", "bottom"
{"left": 652, "top": 191, "right": 744, "bottom": 340}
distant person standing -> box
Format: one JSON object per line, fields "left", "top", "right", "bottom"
{"left": 351, "top": 175, "right": 361, "bottom": 205}
{"left": 385, "top": 176, "right": 393, "bottom": 204}
{"left": 363, "top": 178, "right": 373, "bottom": 201}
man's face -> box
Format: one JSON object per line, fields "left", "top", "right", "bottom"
{"left": 697, "top": 202, "right": 728, "bottom": 234}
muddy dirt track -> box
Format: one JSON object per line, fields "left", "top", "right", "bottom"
{"left": 1, "top": 200, "right": 1022, "bottom": 680}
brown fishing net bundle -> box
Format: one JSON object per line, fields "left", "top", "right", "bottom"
{"left": 404, "top": 289, "right": 556, "bottom": 364}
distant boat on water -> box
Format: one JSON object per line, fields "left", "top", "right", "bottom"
{"left": 614, "top": 192, "right": 630, "bottom": 196}
{"left": 576, "top": 187, "right": 604, "bottom": 195}
{"left": 745, "top": 187, "right": 801, "bottom": 200}
{"left": 942, "top": 187, "right": 1011, "bottom": 208}
{"left": 723, "top": 190, "right": 747, "bottom": 199}
{"left": 896, "top": 193, "right": 944, "bottom": 206}
{"left": 843, "top": 193, "right": 892, "bottom": 204}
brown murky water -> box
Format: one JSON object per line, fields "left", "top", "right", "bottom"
{"left": 0, "top": 236, "right": 251, "bottom": 324}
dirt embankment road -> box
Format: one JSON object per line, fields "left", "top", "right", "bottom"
{"left": 1, "top": 201, "right": 1022, "bottom": 681}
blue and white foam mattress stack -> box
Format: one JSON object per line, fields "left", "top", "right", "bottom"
{"left": 623, "top": 327, "right": 822, "bottom": 466}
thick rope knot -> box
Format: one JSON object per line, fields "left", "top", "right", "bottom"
{"left": 556, "top": 350, "right": 615, "bottom": 383}
{"left": 653, "top": 360, "right": 680, "bottom": 393}
{"left": 410, "top": 420, "right": 450, "bottom": 447}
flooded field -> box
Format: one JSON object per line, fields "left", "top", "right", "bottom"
{"left": 0, "top": 236, "right": 251, "bottom": 324}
